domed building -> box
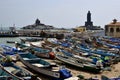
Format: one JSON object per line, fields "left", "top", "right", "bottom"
{"left": 105, "top": 19, "right": 120, "bottom": 37}
{"left": 22, "top": 18, "right": 54, "bottom": 30}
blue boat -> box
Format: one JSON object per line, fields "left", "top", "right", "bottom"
{"left": 77, "top": 44, "right": 119, "bottom": 57}
{"left": 0, "top": 44, "right": 21, "bottom": 55}
{"left": 104, "top": 42, "right": 120, "bottom": 49}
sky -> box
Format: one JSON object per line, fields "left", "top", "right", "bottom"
{"left": 0, "top": 0, "right": 120, "bottom": 29}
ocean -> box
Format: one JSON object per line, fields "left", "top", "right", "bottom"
{"left": 0, "top": 30, "right": 105, "bottom": 47}
{"left": 0, "top": 37, "right": 26, "bottom": 47}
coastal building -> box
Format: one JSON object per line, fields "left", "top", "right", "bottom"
{"left": 0, "top": 24, "right": 19, "bottom": 37}
{"left": 84, "top": 11, "right": 103, "bottom": 30}
{"left": 105, "top": 19, "right": 120, "bottom": 37}
{"left": 74, "top": 26, "right": 86, "bottom": 32}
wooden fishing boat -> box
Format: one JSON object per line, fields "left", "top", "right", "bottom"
{"left": 16, "top": 42, "right": 55, "bottom": 59}
{"left": 101, "top": 75, "right": 120, "bottom": 80}
{"left": 0, "top": 64, "right": 21, "bottom": 80}
{"left": 90, "top": 43, "right": 119, "bottom": 54}
{"left": 29, "top": 41, "right": 55, "bottom": 52}
{"left": 55, "top": 54, "right": 102, "bottom": 73}
{"left": 17, "top": 52, "right": 72, "bottom": 79}
{"left": 20, "top": 37, "right": 43, "bottom": 43}
{"left": 81, "top": 36, "right": 120, "bottom": 55}
{"left": 15, "top": 42, "right": 30, "bottom": 51}
{"left": 29, "top": 46, "right": 55, "bottom": 59}
{"left": 100, "top": 36, "right": 120, "bottom": 44}
{"left": 0, "top": 55, "right": 19, "bottom": 80}
{"left": 6, "top": 41, "right": 16, "bottom": 43}
{"left": 103, "top": 42, "right": 120, "bottom": 49}
{"left": 30, "top": 42, "right": 55, "bottom": 59}
{"left": 58, "top": 48, "right": 99, "bottom": 64}
{"left": 29, "top": 41, "right": 49, "bottom": 49}
{"left": 74, "top": 44, "right": 120, "bottom": 64}
{"left": 0, "top": 44, "right": 21, "bottom": 55}
{"left": 44, "top": 38, "right": 60, "bottom": 47}
{"left": 92, "top": 36, "right": 120, "bottom": 49}
{"left": 0, "top": 55, "right": 41, "bottom": 80}
{"left": 81, "top": 38, "right": 120, "bottom": 57}
{"left": 77, "top": 44, "right": 120, "bottom": 57}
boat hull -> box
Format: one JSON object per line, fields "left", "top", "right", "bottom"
{"left": 17, "top": 53, "right": 61, "bottom": 78}
{"left": 56, "top": 54, "right": 101, "bottom": 73}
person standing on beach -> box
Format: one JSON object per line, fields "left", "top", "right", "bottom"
{"left": 96, "top": 59, "right": 103, "bottom": 69}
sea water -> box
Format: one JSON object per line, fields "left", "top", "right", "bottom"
{"left": 0, "top": 37, "right": 25, "bottom": 47}
{"left": 0, "top": 30, "right": 105, "bottom": 47}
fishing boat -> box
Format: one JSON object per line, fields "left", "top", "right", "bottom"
{"left": 101, "top": 75, "right": 120, "bottom": 80}
{"left": 15, "top": 42, "right": 30, "bottom": 51}
{"left": 58, "top": 48, "right": 99, "bottom": 65}
{"left": 55, "top": 54, "right": 102, "bottom": 73}
{"left": 44, "top": 38, "right": 60, "bottom": 47}
{"left": 100, "top": 36, "right": 120, "bottom": 43}
{"left": 30, "top": 42, "right": 55, "bottom": 59}
{"left": 16, "top": 42, "right": 55, "bottom": 59}
{"left": 17, "top": 52, "right": 72, "bottom": 79}
{"left": 29, "top": 41, "right": 45, "bottom": 48}
{"left": 92, "top": 36, "right": 120, "bottom": 50}
{"left": 77, "top": 43, "right": 120, "bottom": 57}
{"left": 0, "top": 65, "right": 20, "bottom": 80}
{"left": 29, "top": 46, "right": 55, "bottom": 59}
{"left": 0, "top": 55, "right": 41, "bottom": 80}
{"left": 76, "top": 44, "right": 120, "bottom": 64}
{"left": 0, "top": 44, "right": 21, "bottom": 55}
{"left": 0, "top": 55, "right": 19, "bottom": 80}
{"left": 103, "top": 42, "right": 120, "bottom": 49}
{"left": 6, "top": 41, "right": 16, "bottom": 43}
{"left": 20, "top": 37, "right": 43, "bottom": 43}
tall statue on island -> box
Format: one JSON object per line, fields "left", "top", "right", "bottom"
{"left": 87, "top": 11, "right": 91, "bottom": 22}
{"left": 84, "top": 11, "right": 103, "bottom": 30}
{"left": 85, "top": 11, "right": 93, "bottom": 28}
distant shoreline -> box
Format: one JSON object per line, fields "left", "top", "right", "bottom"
{"left": 0, "top": 30, "right": 105, "bottom": 37}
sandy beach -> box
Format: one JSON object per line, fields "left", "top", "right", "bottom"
{"left": 70, "top": 62, "right": 120, "bottom": 79}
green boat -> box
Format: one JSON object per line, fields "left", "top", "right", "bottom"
{"left": 0, "top": 65, "right": 19, "bottom": 80}
{"left": 0, "top": 55, "right": 41, "bottom": 80}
